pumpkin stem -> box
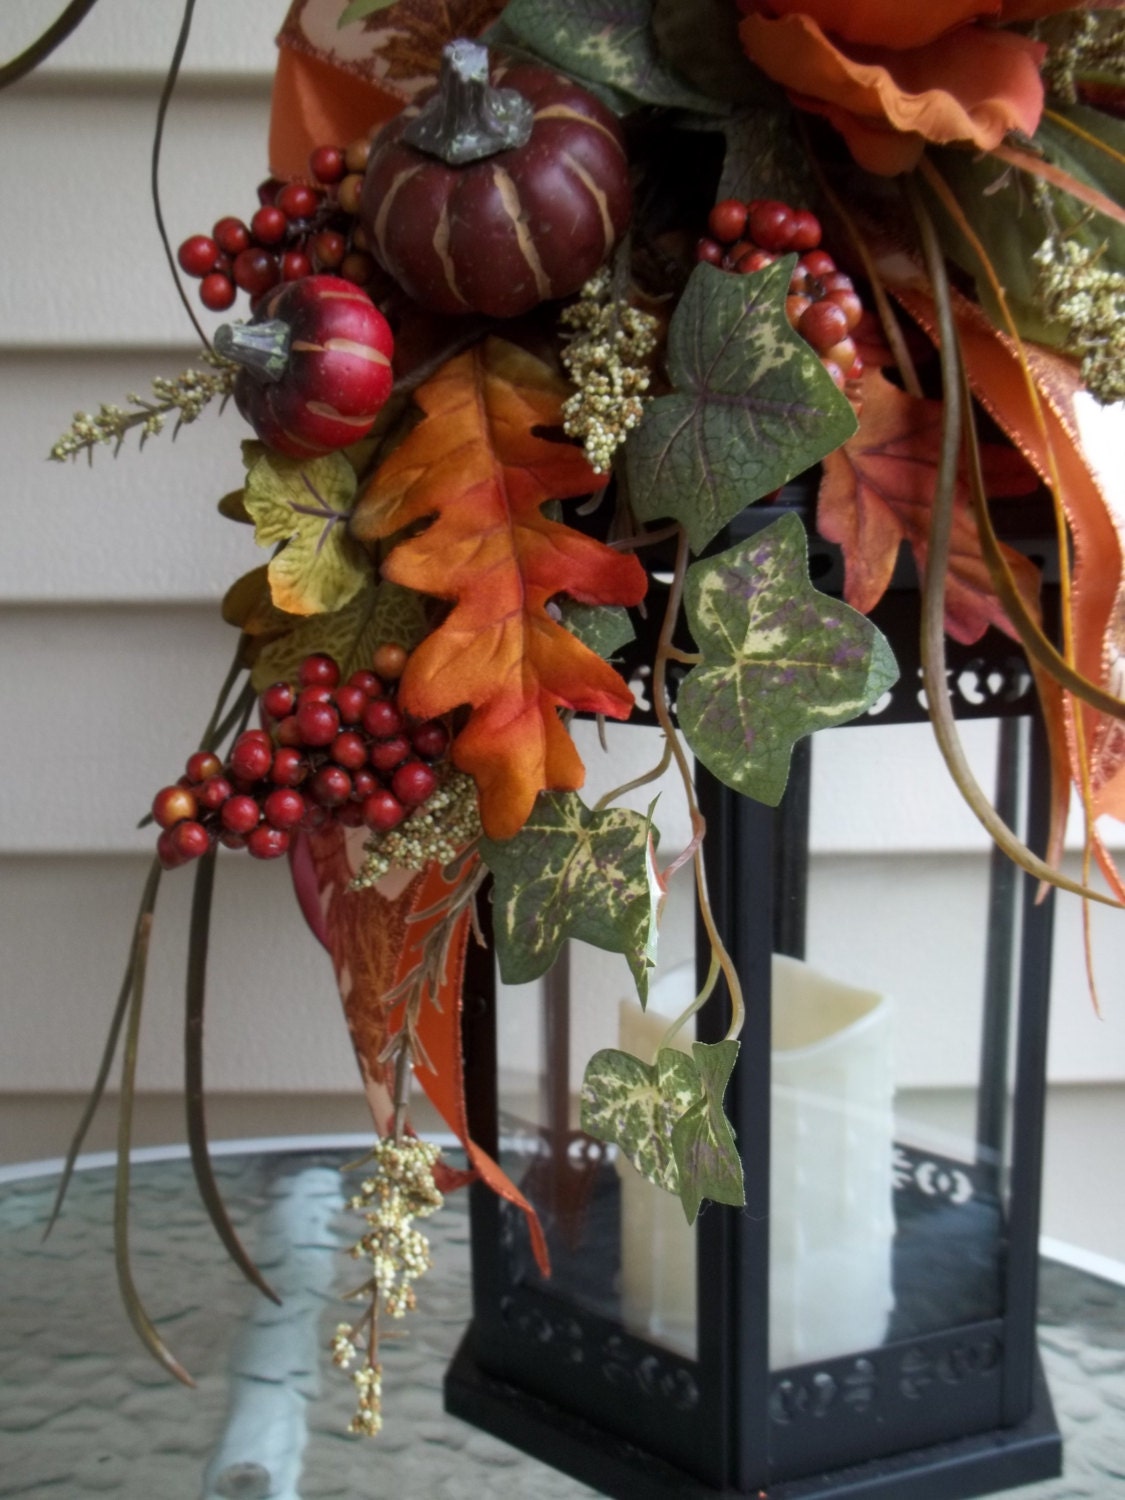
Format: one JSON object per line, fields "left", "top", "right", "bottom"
{"left": 213, "top": 318, "right": 291, "bottom": 384}
{"left": 401, "top": 38, "right": 533, "bottom": 166}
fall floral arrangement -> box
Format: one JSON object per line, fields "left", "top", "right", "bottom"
{"left": 22, "top": 0, "right": 1125, "bottom": 1439}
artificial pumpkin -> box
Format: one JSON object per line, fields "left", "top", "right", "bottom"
{"left": 215, "top": 275, "right": 394, "bottom": 459}
{"left": 358, "top": 39, "right": 632, "bottom": 319}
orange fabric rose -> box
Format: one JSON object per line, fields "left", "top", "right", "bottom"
{"left": 737, "top": 0, "right": 1087, "bottom": 174}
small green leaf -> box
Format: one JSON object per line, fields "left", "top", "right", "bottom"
{"left": 480, "top": 792, "right": 660, "bottom": 1002}
{"left": 581, "top": 1040, "right": 745, "bottom": 1221}
{"left": 671, "top": 1041, "right": 743, "bottom": 1224}
{"left": 501, "top": 0, "right": 723, "bottom": 113}
{"left": 560, "top": 601, "right": 636, "bottom": 659}
{"left": 251, "top": 579, "right": 430, "bottom": 692}
{"left": 651, "top": 0, "right": 767, "bottom": 104}
{"left": 678, "top": 513, "right": 898, "bottom": 804}
{"left": 338, "top": 0, "right": 400, "bottom": 23}
{"left": 580, "top": 1046, "right": 699, "bottom": 1192}
{"left": 244, "top": 450, "right": 369, "bottom": 617}
{"left": 716, "top": 107, "right": 818, "bottom": 208}
{"left": 626, "top": 262, "right": 857, "bottom": 552}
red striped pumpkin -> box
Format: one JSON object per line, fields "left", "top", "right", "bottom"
{"left": 221, "top": 277, "right": 394, "bottom": 460}
{"left": 359, "top": 58, "right": 632, "bottom": 318}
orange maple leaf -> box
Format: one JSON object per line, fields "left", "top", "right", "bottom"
{"left": 818, "top": 366, "right": 1040, "bottom": 645}
{"left": 350, "top": 337, "right": 647, "bottom": 840}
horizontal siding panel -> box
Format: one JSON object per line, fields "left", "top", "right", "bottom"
{"left": 0, "top": 91, "right": 273, "bottom": 348}
{"left": 6, "top": 353, "right": 261, "bottom": 603}
{"left": 1, "top": 1, "right": 280, "bottom": 80}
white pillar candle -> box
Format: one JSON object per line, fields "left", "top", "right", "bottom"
{"left": 616, "top": 957, "right": 895, "bottom": 1368}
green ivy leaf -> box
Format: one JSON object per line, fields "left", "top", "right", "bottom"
{"left": 651, "top": 0, "right": 767, "bottom": 104}
{"left": 251, "top": 579, "right": 430, "bottom": 692}
{"left": 244, "top": 450, "right": 370, "bottom": 617}
{"left": 671, "top": 1040, "right": 743, "bottom": 1224}
{"left": 559, "top": 601, "right": 636, "bottom": 659}
{"left": 716, "top": 106, "right": 818, "bottom": 209}
{"left": 678, "top": 513, "right": 898, "bottom": 804}
{"left": 580, "top": 1047, "right": 700, "bottom": 1193}
{"left": 480, "top": 792, "right": 661, "bottom": 1002}
{"left": 581, "top": 1039, "right": 745, "bottom": 1221}
{"left": 626, "top": 262, "right": 857, "bottom": 552}
{"left": 501, "top": 0, "right": 723, "bottom": 113}
{"left": 338, "top": 0, "right": 399, "bottom": 24}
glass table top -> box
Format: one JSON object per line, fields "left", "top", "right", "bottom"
{"left": 2, "top": 1144, "right": 1123, "bottom": 1498}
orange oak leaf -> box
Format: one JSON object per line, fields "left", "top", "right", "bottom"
{"left": 818, "top": 366, "right": 1040, "bottom": 645}
{"left": 350, "top": 337, "right": 648, "bottom": 840}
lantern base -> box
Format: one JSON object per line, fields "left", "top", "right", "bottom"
{"left": 445, "top": 1329, "right": 1060, "bottom": 1500}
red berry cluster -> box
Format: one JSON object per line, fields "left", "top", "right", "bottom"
{"left": 152, "top": 646, "right": 451, "bottom": 869}
{"left": 697, "top": 198, "right": 864, "bottom": 395}
{"left": 176, "top": 139, "right": 376, "bottom": 314}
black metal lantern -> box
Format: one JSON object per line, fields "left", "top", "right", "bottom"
{"left": 445, "top": 493, "right": 1062, "bottom": 1499}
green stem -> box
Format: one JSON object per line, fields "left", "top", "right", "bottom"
{"left": 115, "top": 905, "right": 195, "bottom": 1386}
{"left": 904, "top": 175, "right": 1120, "bottom": 909}
{"left": 652, "top": 528, "right": 746, "bottom": 1042}
{"left": 657, "top": 957, "right": 719, "bottom": 1055}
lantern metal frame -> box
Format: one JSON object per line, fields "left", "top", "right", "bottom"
{"left": 445, "top": 499, "right": 1063, "bottom": 1499}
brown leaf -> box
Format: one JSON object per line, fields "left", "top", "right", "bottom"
{"left": 817, "top": 366, "right": 1040, "bottom": 645}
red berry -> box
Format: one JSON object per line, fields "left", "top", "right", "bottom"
{"left": 725, "top": 240, "right": 752, "bottom": 267}
{"left": 826, "top": 286, "right": 864, "bottom": 332}
{"left": 392, "top": 760, "right": 437, "bottom": 807}
{"left": 363, "top": 699, "right": 404, "bottom": 738}
{"left": 170, "top": 819, "right": 211, "bottom": 860}
{"left": 197, "top": 775, "right": 233, "bottom": 812}
{"left": 311, "top": 764, "right": 352, "bottom": 807}
{"left": 330, "top": 730, "right": 368, "bottom": 770}
{"left": 263, "top": 787, "right": 306, "bottom": 829}
{"left": 261, "top": 682, "right": 295, "bottom": 720}
{"left": 300, "top": 654, "right": 341, "bottom": 688}
{"left": 351, "top": 767, "right": 378, "bottom": 801}
{"left": 177, "top": 234, "right": 218, "bottom": 277}
{"left": 270, "top": 746, "right": 307, "bottom": 786}
{"left": 247, "top": 825, "right": 290, "bottom": 860}
{"left": 369, "top": 735, "right": 410, "bottom": 772}
{"left": 786, "top": 294, "right": 812, "bottom": 327}
{"left": 312, "top": 230, "right": 347, "bottom": 269}
{"left": 707, "top": 198, "right": 748, "bottom": 245}
{"left": 186, "top": 750, "right": 223, "bottom": 783}
{"left": 200, "top": 273, "right": 236, "bottom": 312}
{"left": 156, "top": 829, "right": 187, "bottom": 869}
{"left": 821, "top": 336, "right": 859, "bottom": 375}
{"left": 309, "top": 145, "right": 345, "bottom": 184}
{"left": 276, "top": 714, "right": 304, "bottom": 748}
{"left": 152, "top": 785, "right": 198, "bottom": 829}
{"left": 219, "top": 830, "right": 248, "bottom": 850}
{"left": 280, "top": 250, "right": 312, "bottom": 282}
{"left": 348, "top": 669, "right": 384, "bottom": 697}
{"left": 372, "top": 643, "right": 408, "bottom": 680}
{"left": 363, "top": 789, "right": 406, "bottom": 831}
{"left": 213, "top": 216, "right": 251, "bottom": 256}
{"left": 228, "top": 737, "right": 273, "bottom": 781}
{"left": 297, "top": 685, "right": 334, "bottom": 709}
{"left": 411, "top": 721, "right": 449, "bottom": 760}
{"left": 221, "top": 795, "right": 261, "bottom": 835}
{"left": 747, "top": 200, "right": 797, "bottom": 253}
{"left": 232, "top": 248, "right": 280, "bottom": 297}
{"left": 798, "top": 250, "right": 836, "bottom": 281}
{"left": 333, "top": 684, "right": 367, "bottom": 723}
{"left": 296, "top": 700, "right": 340, "bottom": 747}
{"left": 240, "top": 728, "right": 272, "bottom": 745}
{"left": 276, "top": 182, "right": 320, "bottom": 220}
{"left": 251, "top": 205, "right": 288, "bottom": 246}
{"left": 798, "top": 299, "right": 850, "bottom": 353}
{"left": 736, "top": 250, "right": 776, "bottom": 275}
{"left": 695, "top": 237, "right": 724, "bottom": 266}
{"left": 789, "top": 209, "right": 822, "bottom": 252}
{"left": 257, "top": 177, "right": 282, "bottom": 206}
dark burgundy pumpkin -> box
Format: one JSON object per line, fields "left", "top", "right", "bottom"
{"left": 359, "top": 50, "right": 632, "bottom": 318}
{"left": 216, "top": 276, "right": 394, "bottom": 460}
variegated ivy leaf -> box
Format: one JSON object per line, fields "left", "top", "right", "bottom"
{"left": 716, "top": 107, "right": 819, "bottom": 209}
{"left": 581, "top": 1039, "right": 744, "bottom": 1222}
{"left": 678, "top": 513, "right": 898, "bottom": 804}
{"left": 626, "top": 262, "right": 857, "bottom": 552}
{"left": 251, "top": 579, "right": 430, "bottom": 692}
{"left": 480, "top": 792, "right": 661, "bottom": 1003}
{"left": 501, "top": 0, "right": 722, "bottom": 113}
{"left": 671, "top": 1040, "right": 743, "bottom": 1224}
{"left": 560, "top": 601, "right": 636, "bottom": 659}
{"left": 243, "top": 449, "right": 370, "bottom": 617}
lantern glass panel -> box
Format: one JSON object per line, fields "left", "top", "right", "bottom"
{"left": 786, "top": 712, "right": 1027, "bottom": 1369}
